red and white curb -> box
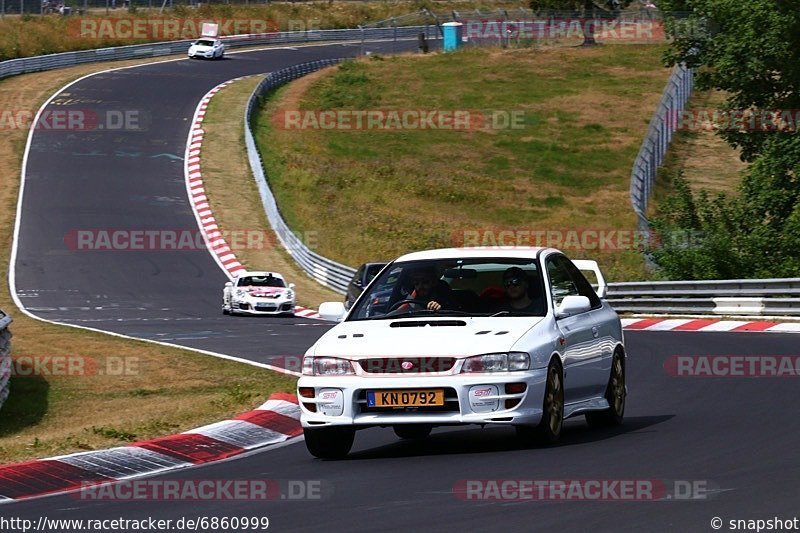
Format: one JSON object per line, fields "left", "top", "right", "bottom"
{"left": 183, "top": 78, "right": 321, "bottom": 320}
{"left": 0, "top": 393, "right": 301, "bottom": 502}
{"left": 622, "top": 317, "right": 800, "bottom": 333}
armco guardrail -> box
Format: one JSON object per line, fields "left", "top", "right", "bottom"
{"left": 0, "top": 310, "right": 12, "bottom": 412}
{"left": 0, "top": 26, "right": 433, "bottom": 81}
{"left": 244, "top": 59, "right": 357, "bottom": 294}
{"left": 606, "top": 279, "right": 800, "bottom": 316}
{"left": 629, "top": 64, "right": 693, "bottom": 231}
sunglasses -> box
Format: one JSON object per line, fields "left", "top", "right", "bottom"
{"left": 503, "top": 277, "right": 526, "bottom": 288}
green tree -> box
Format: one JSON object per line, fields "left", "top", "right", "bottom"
{"left": 529, "top": 1, "right": 635, "bottom": 45}
{"left": 658, "top": 0, "right": 800, "bottom": 161}
{"left": 650, "top": 0, "right": 800, "bottom": 279}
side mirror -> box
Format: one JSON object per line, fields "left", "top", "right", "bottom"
{"left": 289, "top": 283, "right": 296, "bottom": 290}
{"left": 225, "top": 282, "right": 233, "bottom": 288}
{"left": 319, "top": 301, "right": 347, "bottom": 322}
{"left": 556, "top": 295, "right": 591, "bottom": 319}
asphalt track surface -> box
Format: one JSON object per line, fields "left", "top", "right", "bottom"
{"left": 9, "top": 43, "right": 800, "bottom": 531}
{"left": 14, "top": 41, "right": 413, "bottom": 364}
{"left": 7, "top": 331, "right": 800, "bottom": 531}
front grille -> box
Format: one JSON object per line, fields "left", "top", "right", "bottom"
{"left": 255, "top": 304, "right": 277, "bottom": 311}
{"left": 356, "top": 388, "right": 460, "bottom": 414}
{"left": 357, "top": 357, "right": 456, "bottom": 374}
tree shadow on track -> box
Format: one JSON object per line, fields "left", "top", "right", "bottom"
{"left": 345, "top": 415, "right": 674, "bottom": 460}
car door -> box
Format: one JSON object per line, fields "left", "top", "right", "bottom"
{"left": 546, "top": 254, "right": 601, "bottom": 405}
{"left": 563, "top": 258, "right": 613, "bottom": 399}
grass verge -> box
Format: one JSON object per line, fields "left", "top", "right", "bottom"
{"left": 253, "top": 45, "right": 672, "bottom": 281}
{"left": 0, "top": 55, "right": 296, "bottom": 465}
{"left": 198, "top": 75, "right": 342, "bottom": 308}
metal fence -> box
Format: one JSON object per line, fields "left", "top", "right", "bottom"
{"left": 629, "top": 64, "right": 694, "bottom": 232}
{"left": 0, "top": 310, "right": 12, "bottom": 412}
{"left": 244, "top": 59, "right": 357, "bottom": 293}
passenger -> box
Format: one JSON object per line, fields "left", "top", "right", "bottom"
{"left": 499, "top": 267, "right": 544, "bottom": 314}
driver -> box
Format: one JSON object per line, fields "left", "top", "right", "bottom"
{"left": 399, "top": 266, "right": 451, "bottom": 312}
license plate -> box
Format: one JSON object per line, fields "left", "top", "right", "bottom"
{"left": 367, "top": 389, "right": 444, "bottom": 407}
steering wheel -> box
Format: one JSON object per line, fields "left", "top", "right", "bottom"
{"left": 388, "top": 299, "right": 430, "bottom": 312}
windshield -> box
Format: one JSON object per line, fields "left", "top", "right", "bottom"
{"left": 237, "top": 275, "right": 285, "bottom": 288}
{"left": 348, "top": 257, "right": 546, "bottom": 320}
{"left": 195, "top": 40, "right": 215, "bottom": 46}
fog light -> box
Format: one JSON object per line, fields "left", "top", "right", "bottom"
{"left": 504, "top": 399, "right": 521, "bottom": 409}
{"left": 505, "top": 383, "right": 527, "bottom": 394}
{"left": 303, "top": 403, "right": 317, "bottom": 413}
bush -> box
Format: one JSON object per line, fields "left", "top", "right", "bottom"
{"left": 651, "top": 135, "right": 800, "bottom": 279}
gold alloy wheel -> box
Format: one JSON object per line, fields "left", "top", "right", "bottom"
{"left": 545, "top": 365, "right": 564, "bottom": 436}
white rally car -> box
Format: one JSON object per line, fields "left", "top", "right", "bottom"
{"left": 188, "top": 38, "right": 225, "bottom": 59}
{"left": 222, "top": 271, "right": 295, "bottom": 316}
{"left": 297, "top": 247, "right": 626, "bottom": 459}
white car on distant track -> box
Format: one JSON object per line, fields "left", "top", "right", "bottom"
{"left": 222, "top": 271, "right": 295, "bottom": 316}
{"left": 297, "top": 247, "right": 626, "bottom": 459}
{"left": 188, "top": 38, "right": 225, "bottom": 59}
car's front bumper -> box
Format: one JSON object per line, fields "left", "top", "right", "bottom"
{"left": 297, "top": 370, "right": 548, "bottom": 428}
{"left": 231, "top": 298, "right": 295, "bottom": 315}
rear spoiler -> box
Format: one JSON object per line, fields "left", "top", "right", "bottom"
{"left": 571, "top": 259, "right": 608, "bottom": 299}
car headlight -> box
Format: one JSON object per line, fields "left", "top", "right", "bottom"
{"left": 285, "top": 290, "right": 294, "bottom": 299}
{"left": 235, "top": 289, "right": 247, "bottom": 298}
{"left": 461, "top": 352, "right": 530, "bottom": 373}
{"left": 302, "top": 357, "right": 355, "bottom": 376}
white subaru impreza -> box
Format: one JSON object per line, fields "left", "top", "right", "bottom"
{"left": 297, "top": 247, "right": 626, "bottom": 459}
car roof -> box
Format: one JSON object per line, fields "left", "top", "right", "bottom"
{"left": 394, "top": 246, "right": 551, "bottom": 262}
{"left": 238, "top": 271, "right": 284, "bottom": 279}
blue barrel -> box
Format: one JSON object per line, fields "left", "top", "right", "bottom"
{"left": 442, "top": 22, "right": 463, "bottom": 52}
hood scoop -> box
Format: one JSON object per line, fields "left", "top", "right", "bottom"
{"left": 389, "top": 320, "right": 467, "bottom": 328}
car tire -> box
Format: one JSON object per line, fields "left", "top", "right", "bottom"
{"left": 585, "top": 349, "right": 625, "bottom": 428}
{"left": 518, "top": 360, "right": 563, "bottom": 446}
{"left": 393, "top": 424, "right": 432, "bottom": 440}
{"left": 303, "top": 427, "right": 355, "bottom": 459}
{"left": 222, "top": 306, "right": 230, "bottom": 315}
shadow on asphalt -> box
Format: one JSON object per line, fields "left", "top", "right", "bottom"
{"left": 344, "top": 415, "right": 675, "bottom": 460}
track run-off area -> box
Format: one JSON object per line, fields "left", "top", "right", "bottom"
{"left": 6, "top": 42, "right": 800, "bottom": 531}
